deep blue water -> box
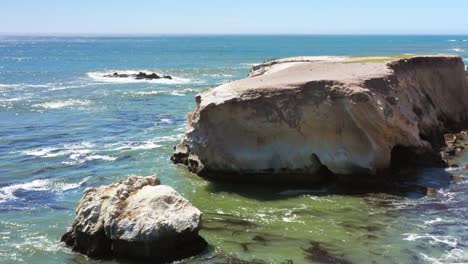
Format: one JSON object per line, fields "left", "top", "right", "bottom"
{"left": 0, "top": 35, "right": 467, "bottom": 263}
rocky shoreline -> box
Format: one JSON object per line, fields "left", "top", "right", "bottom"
{"left": 63, "top": 55, "right": 468, "bottom": 263}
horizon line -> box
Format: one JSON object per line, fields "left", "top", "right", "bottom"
{"left": 1, "top": 32, "right": 468, "bottom": 37}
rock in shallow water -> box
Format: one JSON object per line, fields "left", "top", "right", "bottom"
{"left": 61, "top": 176, "right": 207, "bottom": 262}
{"left": 104, "top": 72, "right": 172, "bottom": 80}
{"left": 173, "top": 56, "right": 468, "bottom": 184}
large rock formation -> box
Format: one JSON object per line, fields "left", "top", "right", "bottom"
{"left": 172, "top": 56, "right": 468, "bottom": 184}
{"left": 61, "top": 176, "right": 207, "bottom": 262}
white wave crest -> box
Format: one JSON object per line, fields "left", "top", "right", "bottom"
{"left": 160, "top": 119, "right": 173, "bottom": 124}
{"left": 0, "top": 84, "right": 21, "bottom": 89}
{"left": 109, "top": 141, "right": 162, "bottom": 151}
{"left": 132, "top": 90, "right": 162, "bottom": 96}
{"left": 0, "top": 177, "right": 89, "bottom": 203}
{"left": 170, "top": 90, "right": 185, "bottom": 96}
{"left": 21, "top": 142, "right": 95, "bottom": 158}
{"left": 403, "top": 233, "right": 458, "bottom": 247}
{"left": 129, "top": 88, "right": 198, "bottom": 97}
{"left": 0, "top": 83, "right": 57, "bottom": 91}
{"left": 201, "top": 73, "right": 234, "bottom": 77}
{"left": 87, "top": 70, "right": 191, "bottom": 84}
{"left": 62, "top": 154, "right": 117, "bottom": 165}
{"left": 419, "top": 249, "right": 468, "bottom": 264}
{"left": 423, "top": 217, "right": 444, "bottom": 225}
{"left": 0, "top": 96, "right": 30, "bottom": 102}
{"left": 240, "top": 62, "right": 260, "bottom": 67}
{"left": 20, "top": 142, "right": 117, "bottom": 165}
{"left": 450, "top": 48, "right": 465, "bottom": 53}
{"left": 153, "top": 134, "right": 184, "bottom": 143}
{"left": 32, "top": 99, "right": 92, "bottom": 109}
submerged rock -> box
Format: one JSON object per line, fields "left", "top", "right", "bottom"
{"left": 303, "top": 241, "right": 352, "bottom": 264}
{"left": 61, "top": 176, "right": 207, "bottom": 262}
{"left": 441, "top": 130, "right": 468, "bottom": 165}
{"left": 104, "top": 72, "right": 172, "bottom": 80}
{"left": 173, "top": 56, "right": 468, "bottom": 184}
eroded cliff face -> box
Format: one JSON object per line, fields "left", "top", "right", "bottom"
{"left": 172, "top": 56, "right": 468, "bottom": 184}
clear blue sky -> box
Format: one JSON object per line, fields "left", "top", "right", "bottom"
{"left": 1, "top": 0, "right": 467, "bottom": 35}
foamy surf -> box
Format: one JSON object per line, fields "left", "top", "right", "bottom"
{"left": 20, "top": 140, "right": 165, "bottom": 165}
{"left": 419, "top": 249, "right": 468, "bottom": 264}
{"left": 32, "top": 99, "right": 92, "bottom": 110}
{"left": 21, "top": 142, "right": 95, "bottom": 158}
{"left": 0, "top": 177, "right": 89, "bottom": 203}
{"left": 403, "top": 233, "right": 458, "bottom": 247}
{"left": 450, "top": 48, "right": 465, "bottom": 53}
{"left": 108, "top": 141, "right": 162, "bottom": 151}
{"left": 0, "top": 83, "right": 59, "bottom": 91}
{"left": 128, "top": 88, "right": 199, "bottom": 97}
{"left": 87, "top": 70, "right": 191, "bottom": 84}
{"left": 62, "top": 154, "right": 117, "bottom": 165}
{"left": 20, "top": 142, "right": 117, "bottom": 165}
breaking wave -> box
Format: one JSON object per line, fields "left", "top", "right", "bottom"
{"left": 106, "top": 141, "right": 162, "bottom": 151}
{"left": 19, "top": 138, "right": 169, "bottom": 166}
{"left": 127, "top": 88, "right": 198, "bottom": 97}
{"left": 0, "top": 177, "right": 89, "bottom": 203}
{"left": 32, "top": 99, "right": 92, "bottom": 109}
{"left": 20, "top": 142, "right": 117, "bottom": 165}
{"left": 450, "top": 48, "right": 465, "bottom": 53}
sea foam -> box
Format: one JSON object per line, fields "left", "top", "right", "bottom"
{"left": 21, "top": 142, "right": 117, "bottom": 165}
{"left": 32, "top": 99, "right": 92, "bottom": 109}
{"left": 403, "top": 233, "right": 458, "bottom": 247}
{"left": 450, "top": 48, "right": 465, "bottom": 53}
{"left": 128, "top": 88, "right": 198, "bottom": 97}
{"left": 108, "top": 141, "right": 162, "bottom": 151}
{"left": 0, "top": 177, "right": 89, "bottom": 203}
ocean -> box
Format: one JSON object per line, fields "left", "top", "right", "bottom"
{"left": 0, "top": 35, "right": 467, "bottom": 263}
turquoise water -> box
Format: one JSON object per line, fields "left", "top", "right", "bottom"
{"left": 0, "top": 36, "right": 467, "bottom": 263}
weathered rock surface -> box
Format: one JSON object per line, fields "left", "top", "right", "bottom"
{"left": 104, "top": 71, "right": 172, "bottom": 80}
{"left": 442, "top": 130, "right": 468, "bottom": 167}
{"left": 172, "top": 56, "right": 468, "bottom": 184}
{"left": 61, "top": 176, "right": 207, "bottom": 262}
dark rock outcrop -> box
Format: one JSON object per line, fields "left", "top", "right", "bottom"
{"left": 104, "top": 72, "right": 172, "bottom": 80}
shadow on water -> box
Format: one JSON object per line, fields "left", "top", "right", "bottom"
{"left": 203, "top": 166, "right": 455, "bottom": 201}
{"left": 191, "top": 165, "right": 464, "bottom": 264}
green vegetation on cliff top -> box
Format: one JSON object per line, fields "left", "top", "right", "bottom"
{"left": 345, "top": 55, "right": 417, "bottom": 64}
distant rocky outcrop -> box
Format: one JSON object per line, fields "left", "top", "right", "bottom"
{"left": 104, "top": 72, "right": 172, "bottom": 80}
{"left": 172, "top": 56, "right": 468, "bottom": 184}
{"left": 61, "top": 176, "right": 207, "bottom": 262}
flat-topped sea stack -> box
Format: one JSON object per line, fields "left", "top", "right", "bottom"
{"left": 172, "top": 56, "right": 468, "bottom": 184}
